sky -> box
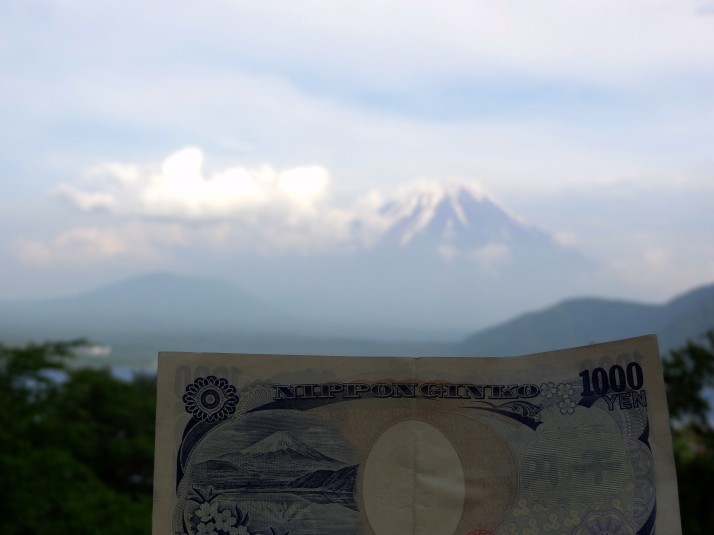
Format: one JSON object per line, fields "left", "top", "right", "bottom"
{"left": 1, "top": 0, "right": 713, "bottom": 307}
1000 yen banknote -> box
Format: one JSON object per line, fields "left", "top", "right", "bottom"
{"left": 152, "top": 335, "right": 681, "bottom": 535}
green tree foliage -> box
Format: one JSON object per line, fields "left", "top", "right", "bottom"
{"left": 0, "top": 340, "right": 155, "bottom": 534}
{"left": 663, "top": 330, "right": 714, "bottom": 535}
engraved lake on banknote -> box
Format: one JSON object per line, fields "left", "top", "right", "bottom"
{"left": 225, "top": 491, "right": 359, "bottom": 535}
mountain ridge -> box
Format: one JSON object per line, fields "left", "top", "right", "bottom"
{"left": 239, "top": 431, "right": 340, "bottom": 463}
{"left": 1, "top": 271, "right": 712, "bottom": 363}
{"left": 456, "top": 283, "right": 714, "bottom": 356}
{"left": 375, "top": 182, "right": 578, "bottom": 258}
{"left": 0, "top": 271, "right": 298, "bottom": 337}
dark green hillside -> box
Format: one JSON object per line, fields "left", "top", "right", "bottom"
{"left": 456, "top": 283, "right": 714, "bottom": 355}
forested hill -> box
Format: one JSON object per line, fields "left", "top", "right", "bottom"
{"left": 455, "top": 283, "right": 714, "bottom": 356}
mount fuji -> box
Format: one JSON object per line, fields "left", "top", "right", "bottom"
{"left": 222, "top": 181, "right": 598, "bottom": 334}
{"left": 378, "top": 182, "right": 546, "bottom": 249}
{"left": 192, "top": 431, "right": 350, "bottom": 490}
{"left": 239, "top": 431, "right": 340, "bottom": 464}
{"left": 371, "top": 182, "right": 592, "bottom": 269}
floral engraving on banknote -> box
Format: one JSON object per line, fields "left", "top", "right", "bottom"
{"left": 183, "top": 376, "right": 239, "bottom": 423}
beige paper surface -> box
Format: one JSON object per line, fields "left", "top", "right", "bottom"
{"left": 152, "top": 335, "right": 681, "bottom": 535}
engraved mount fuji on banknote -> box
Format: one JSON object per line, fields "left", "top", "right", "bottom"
{"left": 152, "top": 335, "right": 681, "bottom": 535}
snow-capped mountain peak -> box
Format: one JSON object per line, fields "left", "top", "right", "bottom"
{"left": 240, "top": 431, "right": 337, "bottom": 462}
{"left": 378, "top": 180, "right": 536, "bottom": 248}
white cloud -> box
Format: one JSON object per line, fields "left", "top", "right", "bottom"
{"left": 84, "top": 162, "right": 140, "bottom": 184}
{"left": 277, "top": 166, "right": 330, "bottom": 210}
{"left": 15, "top": 225, "right": 167, "bottom": 266}
{"left": 58, "top": 147, "right": 335, "bottom": 220}
{"left": 16, "top": 230, "right": 119, "bottom": 266}
{"left": 55, "top": 185, "right": 116, "bottom": 211}
{"left": 50, "top": 149, "right": 368, "bottom": 254}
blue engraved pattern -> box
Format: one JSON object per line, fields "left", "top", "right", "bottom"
{"left": 177, "top": 372, "right": 657, "bottom": 534}
{"left": 183, "top": 376, "right": 239, "bottom": 423}
{"left": 176, "top": 379, "right": 360, "bottom": 535}
{"left": 177, "top": 487, "right": 289, "bottom": 535}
